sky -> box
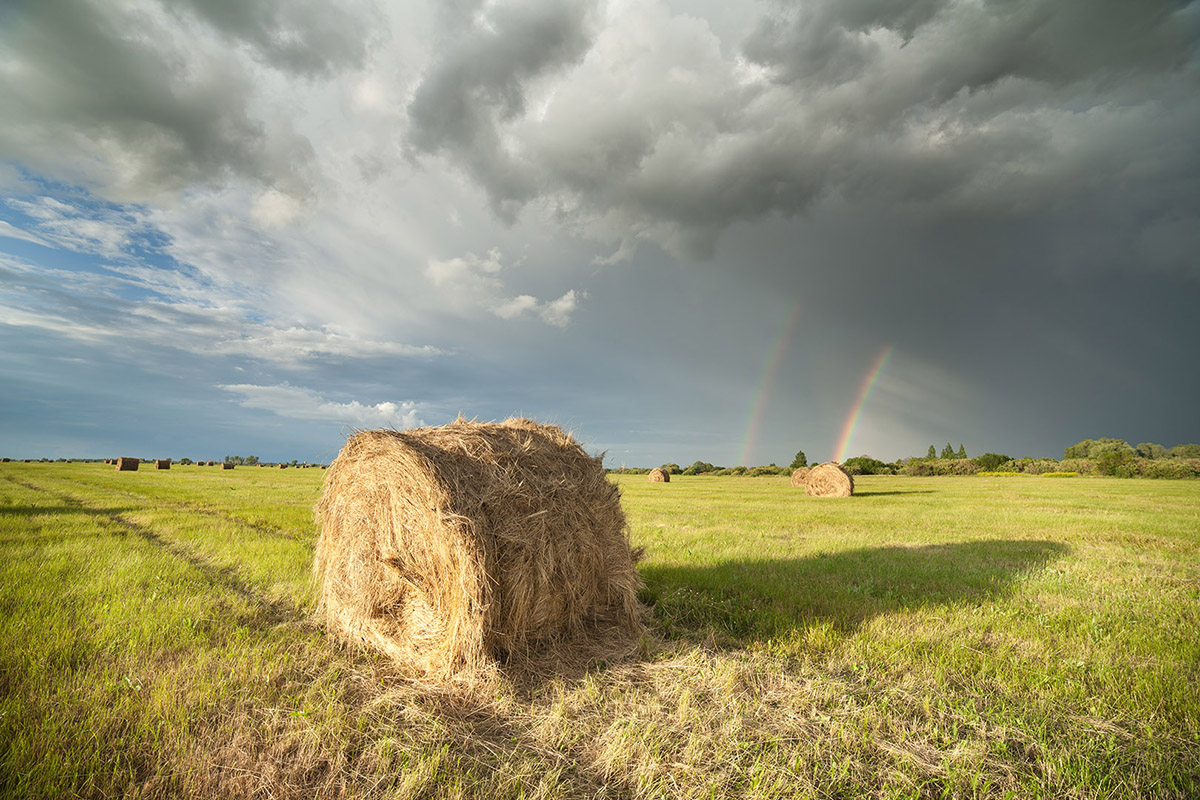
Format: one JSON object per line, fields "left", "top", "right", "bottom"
{"left": 1, "top": 0, "right": 1198, "bottom": 467}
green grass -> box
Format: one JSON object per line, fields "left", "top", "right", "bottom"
{"left": 2, "top": 463, "right": 1197, "bottom": 798}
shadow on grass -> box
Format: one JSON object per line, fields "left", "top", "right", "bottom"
{"left": 851, "top": 489, "right": 936, "bottom": 497}
{"left": 639, "top": 539, "right": 1069, "bottom": 645}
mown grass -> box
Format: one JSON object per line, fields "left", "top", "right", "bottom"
{"left": 1, "top": 462, "right": 1197, "bottom": 798}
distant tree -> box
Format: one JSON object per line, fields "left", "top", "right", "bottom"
{"left": 682, "top": 461, "right": 718, "bottom": 475}
{"left": 843, "top": 455, "right": 887, "bottom": 475}
{"left": 941, "top": 443, "right": 955, "bottom": 459}
{"left": 976, "top": 453, "right": 1011, "bottom": 471}
{"left": 1169, "top": 443, "right": 1200, "bottom": 459}
{"left": 927, "top": 445, "right": 937, "bottom": 459}
{"left": 957, "top": 444, "right": 967, "bottom": 459}
{"left": 245, "top": 455, "right": 259, "bottom": 465}
{"left": 789, "top": 450, "right": 808, "bottom": 469}
{"left": 179, "top": 457, "right": 193, "bottom": 465}
{"left": 1065, "top": 438, "right": 1134, "bottom": 460}
{"left": 1135, "top": 443, "right": 1167, "bottom": 459}
{"left": 660, "top": 463, "right": 682, "bottom": 475}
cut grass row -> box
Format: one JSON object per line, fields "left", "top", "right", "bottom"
{"left": 2, "top": 463, "right": 1198, "bottom": 798}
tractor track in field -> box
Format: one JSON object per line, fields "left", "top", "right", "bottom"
{"left": 4, "top": 474, "right": 312, "bottom": 630}
{"left": 27, "top": 473, "right": 315, "bottom": 545}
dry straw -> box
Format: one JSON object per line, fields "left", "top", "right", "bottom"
{"left": 116, "top": 457, "right": 139, "bottom": 471}
{"left": 222, "top": 462, "right": 234, "bottom": 470}
{"left": 806, "top": 462, "right": 854, "bottom": 497}
{"left": 314, "top": 417, "right": 645, "bottom": 681}
{"left": 155, "top": 459, "right": 171, "bottom": 470}
{"left": 648, "top": 467, "right": 670, "bottom": 483}
{"left": 790, "top": 466, "right": 810, "bottom": 487}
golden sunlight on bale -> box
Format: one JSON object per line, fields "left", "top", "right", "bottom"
{"left": 647, "top": 467, "right": 670, "bottom": 483}
{"left": 314, "top": 418, "right": 645, "bottom": 681}
{"left": 116, "top": 457, "right": 139, "bottom": 471}
{"left": 790, "top": 467, "right": 810, "bottom": 487}
{"left": 805, "top": 462, "right": 854, "bottom": 497}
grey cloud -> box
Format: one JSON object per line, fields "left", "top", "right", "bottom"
{"left": 167, "top": 0, "right": 375, "bottom": 76}
{"left": 0, "top": 0, "right": 369, "bottom": 201}
{"left": 403, "top": 0, "right": 1198, "bottom": 266}
{"left": 406, "top": 0, "right": 597, "bottom": 218}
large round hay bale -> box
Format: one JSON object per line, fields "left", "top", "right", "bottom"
{"left": 115, "top": 457, "right": 139, "bottom": 471}
{"left": 790, "top": 466, "right": 810, "bottom": 487}
{"left": 314, "top": 418, "right": 644, "bottom": 679}
{"left": 647, "top": 467, "right": 670, "bottom": 483}
{"left": 155, "top": 459, "right": 171, "bottom": 470}
{"left": 805, "top": 463, "right": 853, "bottom": 497}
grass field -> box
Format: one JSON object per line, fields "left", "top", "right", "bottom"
{"left": 1, "top": 463, "right": 1198, "bottom": 799}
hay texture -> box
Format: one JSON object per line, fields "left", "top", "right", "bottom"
{"left": 647, "top": 467, "right": 670, "bottom": 483}
{"left": 155, "top": 459, "right": 171, "bottom": 470}
{"left": 222, "top": 462, "right": 234, "bottom": 470}
{"left": 790, "top": 467, "right": 811, "bottom": 487}
{"left": 314, "top": 418, "right": 644, "bottom": 680}
{"left": 116, "top": 457, "right": 139, "bottom": 471}
{"left": 805, "top": 463, "right": 854, "bottom": 497}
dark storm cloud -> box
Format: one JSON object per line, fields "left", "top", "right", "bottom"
{"left": 403, "top": 0, "right": 1200, "bottom": 264}
{"left": 0, "top": 0, "right": 372, "bottom": 201}
{"left": 406, "top": 0, "right": 598, "bottom": 219}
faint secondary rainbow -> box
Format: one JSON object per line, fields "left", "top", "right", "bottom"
{"left": 739, "top": 302, "right": 803, "bottom": 466}
{"left": 833, "top": 344, "right": 894, "bottom": 463}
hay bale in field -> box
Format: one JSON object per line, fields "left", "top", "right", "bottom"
{"left": 116, "top": 457, "right": 139, "bottom": 471}
{"left": 805, "top": 462, "right": 853, "bottom": 497}
{"left": 314, "top": 418, "right": 645, "bottom": 680}
{"left": 790, "top": 466, "right": 810, "bottom": 487}
{"left": 155, "top": 459, "right": 171, "bottom": 470}
{"left": 278, "top": 463, "right": 287, "bottom": 469}
{"left": 222, "top": 462, "right": 234, "bottom": 470}
{"left": 1, "top": 457, "right": 9, "bottom": 462}
{"left": 648, "top": 467, "right": 670, "bottom": 483}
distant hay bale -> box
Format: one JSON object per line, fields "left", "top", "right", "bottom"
{"left": 314, "top": 418, "right": 644, "bottom": 680}
{"left": 648, "top": 468, "right": 670, "bottom": 483}
{"left": 278, "top": 463, "right": 287, "bottom": 469}
{"left": 222, "top": 462, "right": 234, "bottom": 470}
{"left": 790, "top": 467, "right": 810, "bottom": 487}
{"left": 805, "top": 463, "right": 854, "bottom": 497}
{"left": 2, "top": 457, "right": 9, "bottom": 462}
{"left": 155, "top": 459, "right": 171, "bottom": 470}
{"left": 116, "top": 457, "right": 139, "bottom": 472}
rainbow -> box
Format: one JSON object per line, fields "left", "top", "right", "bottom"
{"left": 833, "top": 345, "right": 893, "bottom": 463}
{"left": 739, "top": 302, "right": 803, "bottom": 466}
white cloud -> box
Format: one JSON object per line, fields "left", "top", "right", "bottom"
{"left": 0, "top": 220, "right": 53, "bottom": 248}
{"left": 0, "top": 254, "right": 441, "bottom": 365}
{"left": 425, "top": 247, "right": 583, "bottom": 327}
{"left": 219, "top": 383, "right": 425, "bottom": 429}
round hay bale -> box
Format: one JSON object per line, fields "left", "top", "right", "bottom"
{"left": 314, "top": 418, "right": 645, "bottom": 680}
{"left": 805, "top": 462, "right": 854, "bottom": 497}
{"left": 155, "top": 459, "right": 171, "bottom": 470}
{"left": 790, "top": 466, "right": 810, "bottom": 487}
{"left": 647, "top": 467, "right": 670, "bottom": 483}
{"left": 222, "top": 462, "right": 234, "bottom": 470}
{"left": 115, "top": 457, "right": 139, "bottom": 471}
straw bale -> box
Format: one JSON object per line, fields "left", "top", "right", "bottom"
{"left": 2, "top": 458, "right": 10, "bottom": 462}
{"left": 314, "top": 418, "right": 645, "bottom": 681}
{"left": 278, "top": 463, "right": 287, "bottom": 469}
{"left": 805, "top": 462, "right": 854, "bottom": 497}
{"left": 222, "top": 462, "right": 234, "bottom": 470}
{"left": 116, "top": 457, "right": 139, "bottom": 471}
{"left": 155, "top": 459, "right": 171, "bottom": 470}
{"left": 647, "top": 467, "right": 670, "bottom": 483}
{"left": 790, "top": 466, "right": 810, "bottom": 487}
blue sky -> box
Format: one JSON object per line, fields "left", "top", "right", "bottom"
{"left": 2, "top": 0, "right": 1198, "bottom": 466}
